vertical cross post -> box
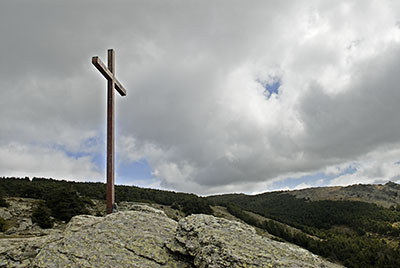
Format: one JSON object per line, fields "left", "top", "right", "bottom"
{"left": 107, "top": 49, "right": 115, "bottom": 214}
{"left": 92, "top": 49, "right": 127, "bottom": 214}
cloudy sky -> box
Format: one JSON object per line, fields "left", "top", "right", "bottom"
{"left": 1, "top": 0, "right": 400, "bottom": 195}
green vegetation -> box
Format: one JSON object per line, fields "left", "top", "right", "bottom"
{"left": 31, "top": 201, "right": 53, "bottom": 228}
{"left": 0, "top": 177, "right": 213, "bottom": 221}
{"left": 0, "top": 217, "right": 6, "bottom": 232}
{"left": 209, "top": 192, "right": 400, "bottom": 268}
{"left": 1, "top": 176, "right": 400, "bottom": 267}
{"left": 0, "top": 188, "right": 8, "bottom": 208}
{"left": 44, "top": 187, "right": 89, "bottom": 222}
{"left": 115, "top": 184, "right": 212, "bottom": 216}
{"left": 209, "top": 192, "right": 400, "bottom": 236}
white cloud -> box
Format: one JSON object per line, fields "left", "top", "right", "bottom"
{"left": 0, "top": 142, "right": 102, "bottom": 181}
{"left": 329, "top": 146, "right": 400, "bottom": 186}
{"left": 1, "top": 1, "right": 400, "bottom": 194}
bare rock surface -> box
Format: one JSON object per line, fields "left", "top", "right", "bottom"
{"left": 33, "top": 208, "right": 191, "bottom": 268}
{"left": 0, "top": 198, "right": 41, "bottom": 235}
{"left": 0, "top": 204, "right": 343, "bottom": 268}
{"left": 167, "top": 214, "right": 342, "bottom": 268}
{"left": 0, "top": 234, "right": 62, "bottom": 268}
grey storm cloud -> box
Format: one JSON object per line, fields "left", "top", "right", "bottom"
{"left": 1, "top": 0, "right": 400, "bottom": 194}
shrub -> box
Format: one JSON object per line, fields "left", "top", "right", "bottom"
{"left": 31, "top": 202, "right": 53, "bottom": 228}
{"left": 45, "top": 187, "right": 89, "bottom": 222}
{"left": 0, "top": 197, "right": 7, "bottom": 208}
{"left": 0, "top": 217, "right": 6, "bottom": 232}
{"left": 180, "top": 197, "right": 213, "bottom": 216}
{"left": 0, "top": 188, "right": 8, "bottom": 207}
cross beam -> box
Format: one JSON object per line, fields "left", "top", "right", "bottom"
{"left": 92, "top": 49, "right": 127, "bottom": 214}
{"left": 92, "top": 56, "right": 126, "bottom": 96}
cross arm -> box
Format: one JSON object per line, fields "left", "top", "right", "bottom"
{"left": 114, "top": 78, "right": 127, "bottom": 96}
{"left": 92, "top": 56, "right": 127, "bottom": 96}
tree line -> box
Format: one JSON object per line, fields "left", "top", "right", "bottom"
{"left": 0, "top": 177, "right": 212, "bottom": 228}
{"left": 210, "top": 192, "right": 400, "bottom": 268}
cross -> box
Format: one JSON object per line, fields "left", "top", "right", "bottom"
{"left": 92, "top": 49, "right": 126, "bottom": 214}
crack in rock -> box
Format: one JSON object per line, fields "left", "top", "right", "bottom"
{"left": 123, "top": 246, "right": 165, "bottom": 266}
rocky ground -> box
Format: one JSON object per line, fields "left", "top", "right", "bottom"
{"left": 0, "top": 198, "right": 63, "bottom": 237}
{"left": 0, "top": 202, "right": 343, "bottom": 268}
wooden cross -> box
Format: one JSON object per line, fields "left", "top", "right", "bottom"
{"left": 92, "top": 49, "right": 126, "bottom": 214}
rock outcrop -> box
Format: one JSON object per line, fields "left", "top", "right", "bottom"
{"left": 34, "top": 206, "right": 190, "bottom": 268}
{"left": 167, "top": 214, "right": 340, "bottom": 268}
{"left": 0, "top": 204, "right": 343, "bottom": 268}
{"left": 0, "top": 198, "right": 47, "bottom": 236}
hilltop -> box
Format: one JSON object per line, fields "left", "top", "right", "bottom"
{"left": 1, "top": 204, "right": 342, "bottom": 267}
{"left": 0, "top": 177, "right": 399, "bottom": 267}
{"left": 287, "top": 181, "right": 400, "bottom": 208}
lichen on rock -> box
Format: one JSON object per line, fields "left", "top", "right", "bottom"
{"left": 0, "top": 204, "right": 343, "bottom": 268}
{"left": 167, "top": 214, "right": 342, "bottom": 268}
{"left": 33, "top": 209, "right": 191, "bottom": 268}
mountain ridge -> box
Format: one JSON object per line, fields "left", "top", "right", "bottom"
{"left": 207, "top": 181, "right": 400, "bottom": 209}
{"left": 287, "top": 181, "right": 400, "bottom": 208}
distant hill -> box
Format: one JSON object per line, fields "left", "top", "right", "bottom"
{"left": 206, "top": 182, "right": 400, "bottom": 268}
{"left": 287, "top": 181, "right": 400, "bottom": 208}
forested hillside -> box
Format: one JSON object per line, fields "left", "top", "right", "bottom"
{"left": 207, "top": 187, "right": 400, "bottom": 268}
{"left": 0, "top": 177, "right": 212, "bottom": 223}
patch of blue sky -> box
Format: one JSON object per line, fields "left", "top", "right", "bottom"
{"left": 117, "top": 158, "right": 154, "bottom": 185}
{"left": 65, "top": 150, "right": 92, "bottom": 160}
{"left": 82, "top": 136, "right": 103, "bottom": 149}
{"left": 91, "top": 153, "right": 105, "bottom": 172}
{"left": 270, "top": 165, "right": 358, "bottom": 191}
{"left": 256, "top": 76, "right": 281, "bottom": 99}
{"left": 264, "top": 80, "right": 280, "bottom": 97}
{"left": 52, "top": 137, "right": 105, "bottom": 173}
{"left": 52, "top": 144, "right": 91, "bottom": 160}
